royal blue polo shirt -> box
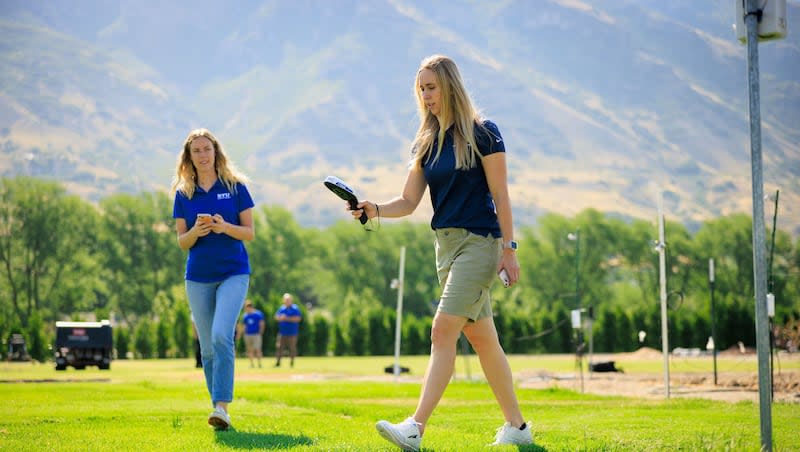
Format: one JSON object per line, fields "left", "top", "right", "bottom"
{"left": 276, "top": 304, "right": 302, "bottom": 336}
{"left": 242, "top": 309, "right": 265, "bottom": 335}
{"left": 172, "top": 180, "right": 254, "bottom": 282}
{"left": 421, "top": 120, "right": 505, "bottom": 238}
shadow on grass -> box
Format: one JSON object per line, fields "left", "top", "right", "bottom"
{"left": 418, "top": 444, "right": 545, "bottom": 452}
{"left": 215, "top": 429, "right": 314, "bottom": 449}
{"left": 518, "top": 445, "right": 547, "bottom": 452}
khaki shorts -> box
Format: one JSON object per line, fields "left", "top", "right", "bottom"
{"left": 244, "top": 334, "right": 262, "bottom": 352}
{"left": 434, "top": 228, "right": 502, "bottom": 321}
{"left": 276, "top": 334, "right": 298, "bottom": 351}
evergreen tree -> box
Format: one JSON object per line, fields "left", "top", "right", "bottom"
{"left": 156, "top": 316, "right": 172, "bottom": 358}
{"left": 311, "top": 316, "right": 330, "bottom": 356}
{"left": 173, "top": 307, "right": 191, "bottom": 358}
{"left": 25, "top": 312, "right": 47, "bottom": 362}
{"left": 332, "top": 323, "right": 347, "bottom": 356}
{"left": 115, "top": 326, "right": 129, "bottom": 359}
{"left": 134, "top": 318, "right": 155, "bottom": 359}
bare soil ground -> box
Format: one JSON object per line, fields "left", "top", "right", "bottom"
{"left": 516, "top": 348, "right": 800, "bottom": 404}
{"left": 236, "top": 349, "right": 799, "bottom": 404}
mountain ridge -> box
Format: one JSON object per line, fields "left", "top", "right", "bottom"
{"left": 1, "top": 0, "right": 798, "bottom": 233}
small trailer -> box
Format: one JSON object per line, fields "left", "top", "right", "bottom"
{"left": 54, "top": 320, "right": 113, "bottom": 370}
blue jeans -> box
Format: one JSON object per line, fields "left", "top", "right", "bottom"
{"left": 186, "top": 274, "right": 249, "bottom": 405}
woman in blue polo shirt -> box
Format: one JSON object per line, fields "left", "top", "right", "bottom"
{"left": 170, "top": 128, "right": 254, "bottom": 431}
{"left": 352, "top": 55, "right": 532, "bottom": 450}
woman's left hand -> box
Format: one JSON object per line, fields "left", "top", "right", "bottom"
{"left": 210, "top": 214, "right": 228, "bottom": 234}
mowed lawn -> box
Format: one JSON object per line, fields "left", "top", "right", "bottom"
{"left": 2, "top": 355, "right": 799, "bottom": 451}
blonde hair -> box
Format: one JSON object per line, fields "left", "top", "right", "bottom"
{"left": 410, "top": 55, "right": 484, "bottom": 170}
{"left": 169, "top": 128, "right": 249, "bottom": 199}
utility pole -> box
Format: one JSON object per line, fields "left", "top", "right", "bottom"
{"left": 392, "top": 246, "right": 406, "bottom": 380}
{"left": 656, "top": 195, "right": 669, "bottom": 399}
{"left": 567, "top": 229, "right": 584, "bottom": 383}
{"left": 741, "top": 0, "right": 775, "bottom": 449}
{"left": 709, "top": 258, "right": 718, "bottom": 385}
{"left": 767, "top": 190, "right": 779, "bottom": 400}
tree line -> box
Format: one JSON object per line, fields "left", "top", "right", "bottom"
{"left": 1, "top": 176, "right": 798, "bottom": 361}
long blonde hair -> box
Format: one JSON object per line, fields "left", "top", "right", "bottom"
{"left": 410, "top": 55, "right": 484, "bottom": 170}
{"left": 169, "top": 128, "right": 249, "bottom": 199}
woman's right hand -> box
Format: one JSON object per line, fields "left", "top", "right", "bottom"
{"left": 192, "top": 219, "right": 213, "bottom": 237}
{"left": 353, "top": 201, "right": 378, "bottom": 220}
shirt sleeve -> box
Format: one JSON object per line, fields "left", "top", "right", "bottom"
{"left": 475, "top": 120, "right": 505, "bottom": 157}
{"left": 236, "top": 183, "right": 255, "bottom": 212}
{"left": 172, "top": 191, "right": 186, "bottom": 219}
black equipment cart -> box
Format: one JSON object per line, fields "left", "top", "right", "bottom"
{"left": 54, "top": 320, "right": 113, "bottom": 370}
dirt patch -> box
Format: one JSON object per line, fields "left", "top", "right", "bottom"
{"left": 516, "top": 349, "right": 800, "bottom": 404}
{"left": 517, "top": 369, "right": 800, "bottom": 403}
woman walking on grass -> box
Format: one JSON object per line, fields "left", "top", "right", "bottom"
{"left": 171, "top": 128, "right": 255, "bottom": 430}
{"left": 350, "top": 54, "right": 532, "bottom": 450}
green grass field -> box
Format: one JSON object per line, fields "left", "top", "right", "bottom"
{"left": 2, "top": 355, "right": 798, "bottom": 451}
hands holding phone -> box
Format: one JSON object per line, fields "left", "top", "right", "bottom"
{"left": 194, "top": 213, "right": 226, "bottom": 237}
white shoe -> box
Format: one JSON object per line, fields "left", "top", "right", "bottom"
{"left": 208, "top": 407, "right": 232, "bottom": 430}
{"left": 491, "top": 421, "right": 533, "bottom": 446}
{"left": 375, "top": 417, "right": 422, "bottom": 451}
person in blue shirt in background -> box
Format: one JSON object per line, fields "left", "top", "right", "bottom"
{"left": 171, "top": 128, "right": 254, "bottom": 431}
{"left": 237, "top": 300, "right": 265, "bottom": 368}
{"left": 351, "top": 55, "right": 532, "bottom": 450}
{"left": 274, "top": 293, "right": 302, "bottom": 368}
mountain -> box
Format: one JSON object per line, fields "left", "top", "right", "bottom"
{"left": 1, "top": 0, "right": 799, "bottom": 233}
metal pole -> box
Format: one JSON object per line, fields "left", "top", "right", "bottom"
{"left": 588, "top": 308, "right": 594, "bottom": 379}
{"left": 578, "top": 328, "right": 584, "bottom": 393}
{"left": 709, "top": 258, "right": 718, "bottom": 386}
{"left": 768, "top": 191, "right": 779, "bottom": 400}
{"left": 657, "top": 196, "right": 670, "bottom": 399}
{"left": 572, "top": 229, "right": 584, "bottom": 384}
{"left": 744, "top": 1, "right": 772, "bottom": 449}
{"left": 767, "top": 191, "right": 779, "bottom": 293}
{"left": 575, "top": 229, "right": 580, "bottom": 312}
{"left": 393, "top": 246, "right": 406, "bottom": 380}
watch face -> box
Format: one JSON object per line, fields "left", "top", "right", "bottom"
{"left": 506, "top": 240, "right": 518, "bottom": 250}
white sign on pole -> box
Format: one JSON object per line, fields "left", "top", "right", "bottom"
{"left": 571, "top": 309, "right": 581, "bottom": 329}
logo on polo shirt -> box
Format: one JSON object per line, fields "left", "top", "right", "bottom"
{"left": 218, "top": 193, "right": 231, "bottom": 200}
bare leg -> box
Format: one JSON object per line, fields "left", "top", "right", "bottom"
{"left": 275, "top": 335, "right": 283, "bottom": 366}
{"left": 289, "top": 336, "right": 297, "bottom": 367}
{"left": 463, "top": 317, "right": 524, "bottom": 427}
{"left": 412, "top": 311, "right": 467, "bottom": 434}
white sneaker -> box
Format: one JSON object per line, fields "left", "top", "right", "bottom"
{"left": 491, "top": 421, "right": 533, "bottom": 446}
{"left": 208, "top": 407, "right": 232, "bottom": 430}
{"left": 375, "top": 417, "right": 422, "bottom": 451}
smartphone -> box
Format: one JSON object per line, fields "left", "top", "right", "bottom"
{"left": 498, "top": 269, "right": 510, "bottom": 288}
{"left": 196, "top": 213, "right": 212, "bottom": 225}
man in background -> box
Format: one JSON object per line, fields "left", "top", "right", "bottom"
{"left": 275, "top": 293, "right": 302, "bottom": 367}
{"left": 238, "top": 300, "right": 265, "bottom": 368}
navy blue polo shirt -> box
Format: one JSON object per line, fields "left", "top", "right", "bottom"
{"left": 422, "top": 120, "right": 505, "bottom": 238}
{"left": 172, "top": 180, "right": 255, "bottom": 282}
